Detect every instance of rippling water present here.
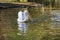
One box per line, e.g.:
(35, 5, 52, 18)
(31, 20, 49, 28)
(0, 8, 60, 40)
(51, 10, 60, 28)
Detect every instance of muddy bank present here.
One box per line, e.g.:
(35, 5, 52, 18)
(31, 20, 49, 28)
(0, 3, 29, 9)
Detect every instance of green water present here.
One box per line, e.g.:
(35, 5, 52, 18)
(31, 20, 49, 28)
(0, 8, 60, 40)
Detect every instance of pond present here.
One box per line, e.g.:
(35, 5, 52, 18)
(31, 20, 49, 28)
(0, 8, 60, 40)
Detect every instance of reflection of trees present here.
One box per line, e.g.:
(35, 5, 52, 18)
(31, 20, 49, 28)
(17, 0, 20, 2)
(28, 0, 60, 7)
(0, 29, 5, 40)
(35, 0, 55, 6)
(0, 28, 5, 40)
